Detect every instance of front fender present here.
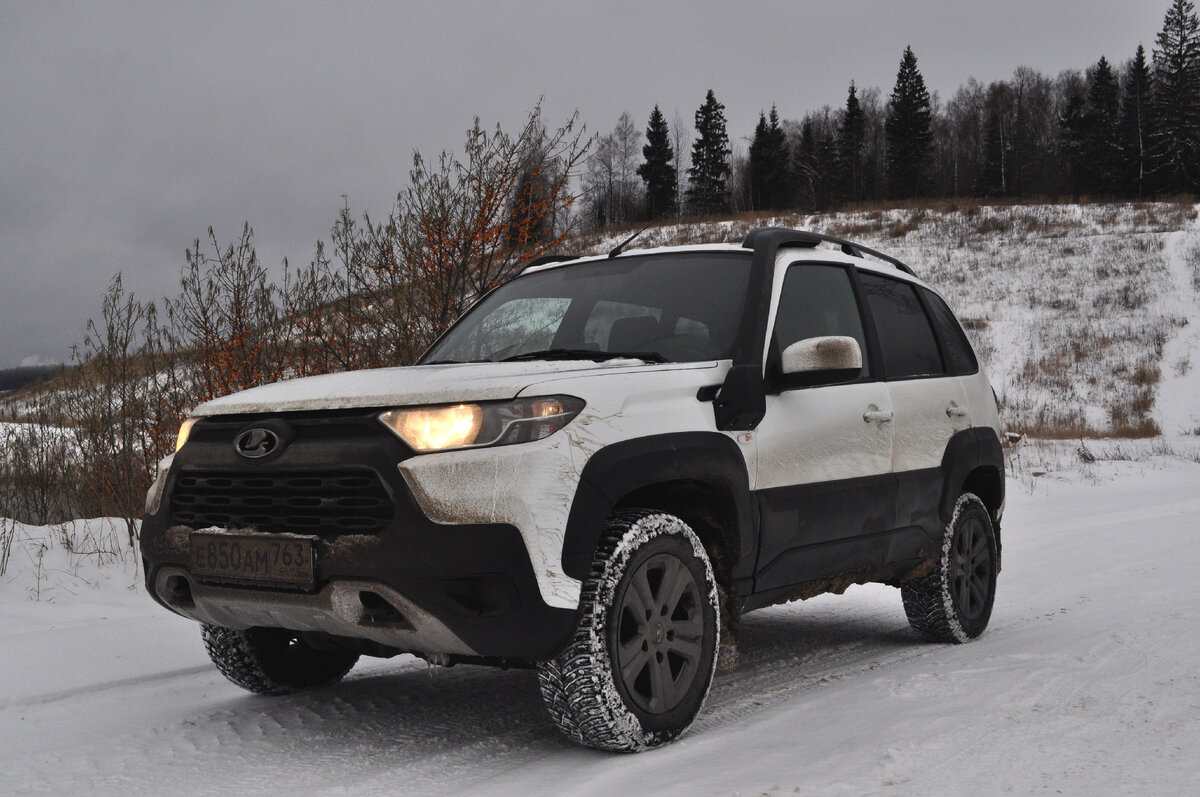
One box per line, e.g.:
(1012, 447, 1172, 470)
(560, 432, 756, 582)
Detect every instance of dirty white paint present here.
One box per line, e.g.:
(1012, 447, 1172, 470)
(399, 431, 584, 609)
(399, 363, 732, 610)
(887, 375, 970, 473)
(754, 381, 893, 491)
(780, 335, 862, 375)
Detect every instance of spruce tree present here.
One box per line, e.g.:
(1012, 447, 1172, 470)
(637, 105, 677, 219)
(749, 105, 790, 210)
(885, 46, 934, 198)
(749, 112, 770, 210)
(1079, 56, 1122, 194)
(687, 90, 731, 215)
(837, 83, 865, 203)
(1152, 0, 1200, 192)
(1118, 45, 1155, 196)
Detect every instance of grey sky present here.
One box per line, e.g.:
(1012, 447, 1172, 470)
(0, 0, 1159, 369)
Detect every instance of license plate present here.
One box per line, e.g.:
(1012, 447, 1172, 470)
(190, 533, 315, 587)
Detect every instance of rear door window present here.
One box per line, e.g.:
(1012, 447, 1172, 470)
(859, 272, 944, 379)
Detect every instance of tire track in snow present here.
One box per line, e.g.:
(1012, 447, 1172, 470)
(0, 665, 214, 711)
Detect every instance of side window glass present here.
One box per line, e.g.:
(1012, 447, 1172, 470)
(772, 264, 870, 377)
(920, 288, 978, 375)
(859, 273, 943, 379)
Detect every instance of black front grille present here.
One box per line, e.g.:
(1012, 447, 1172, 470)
(170, 470, 394, 535)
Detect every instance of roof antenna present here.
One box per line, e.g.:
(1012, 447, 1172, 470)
(608, 225, 653, 258)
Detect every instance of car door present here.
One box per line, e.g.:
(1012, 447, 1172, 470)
(752, 262, 896, 594)
(857, 272, 971, 555)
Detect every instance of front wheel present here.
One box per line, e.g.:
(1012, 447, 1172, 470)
(901, 493, 998, 643)
(537, 510, 719, 752)
(201, 625, 359, 695)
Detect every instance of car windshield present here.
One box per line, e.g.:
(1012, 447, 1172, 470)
(421, 252, 752, 364)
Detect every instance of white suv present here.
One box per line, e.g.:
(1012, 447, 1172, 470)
(141, 227, 1005, 751)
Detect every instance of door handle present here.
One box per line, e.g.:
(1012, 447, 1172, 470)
(946, 403, 969, 418)
(863, 408, 894, 424)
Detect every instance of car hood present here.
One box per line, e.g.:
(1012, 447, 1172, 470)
(191, 359, 716, 416)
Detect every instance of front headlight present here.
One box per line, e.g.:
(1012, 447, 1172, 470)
(378, 396, 584, 452)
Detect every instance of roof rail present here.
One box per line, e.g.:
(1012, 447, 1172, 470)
(740, 227, 916, 277)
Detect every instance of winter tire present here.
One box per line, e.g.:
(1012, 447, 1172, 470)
(901, 493, 998, 643)
(201, 625, 359, 695)
(536, 510, 719, 752)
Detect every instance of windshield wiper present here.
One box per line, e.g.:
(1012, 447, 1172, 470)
(500, 348, 667, 363)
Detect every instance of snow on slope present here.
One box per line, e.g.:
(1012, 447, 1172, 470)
(3, 454, 1199, 796)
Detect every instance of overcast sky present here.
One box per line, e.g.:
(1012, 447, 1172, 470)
(0, 0, 1160, 369)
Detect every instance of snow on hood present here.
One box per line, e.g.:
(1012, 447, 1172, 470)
(192, 359, 670, 416)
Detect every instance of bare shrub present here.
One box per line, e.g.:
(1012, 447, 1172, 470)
(282, 104, 590, 374)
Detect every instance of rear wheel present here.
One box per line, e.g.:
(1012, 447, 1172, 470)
(537, 510, 719, 751)
(201, 625, 359, 695)
(901, 493, 998, 642)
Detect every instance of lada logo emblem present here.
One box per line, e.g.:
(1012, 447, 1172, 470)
(234, 428, 281, 459)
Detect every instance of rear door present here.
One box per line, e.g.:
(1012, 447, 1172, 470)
(857, 271, 970, 553)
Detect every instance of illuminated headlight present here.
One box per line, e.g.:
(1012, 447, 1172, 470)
(175, 417, 199, 452)
(378, 396, 584, 452)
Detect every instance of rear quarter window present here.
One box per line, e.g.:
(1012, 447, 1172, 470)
(920, 288, 978, 376)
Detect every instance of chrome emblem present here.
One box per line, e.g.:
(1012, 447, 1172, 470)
(234, 428, 281, 459)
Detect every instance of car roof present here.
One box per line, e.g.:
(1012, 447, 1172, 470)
(521, 239, 931, 290)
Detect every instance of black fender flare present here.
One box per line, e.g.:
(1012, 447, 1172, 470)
(939, 427, 1005, 523)
(561, 432, 756, 583)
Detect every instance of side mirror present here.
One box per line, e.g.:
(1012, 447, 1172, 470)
(779, 336, 862, 387)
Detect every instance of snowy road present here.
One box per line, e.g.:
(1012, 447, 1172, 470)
(3, 456, 1199, 796)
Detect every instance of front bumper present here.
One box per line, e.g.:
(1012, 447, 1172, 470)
(140, 409, 578, 661)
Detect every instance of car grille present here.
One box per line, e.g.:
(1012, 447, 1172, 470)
(169, 470, 394, 535)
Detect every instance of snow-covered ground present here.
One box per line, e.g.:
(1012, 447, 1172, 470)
(3, 449, 1199, 796)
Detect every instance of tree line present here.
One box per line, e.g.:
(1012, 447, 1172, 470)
(584, 0, 1200, 227)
